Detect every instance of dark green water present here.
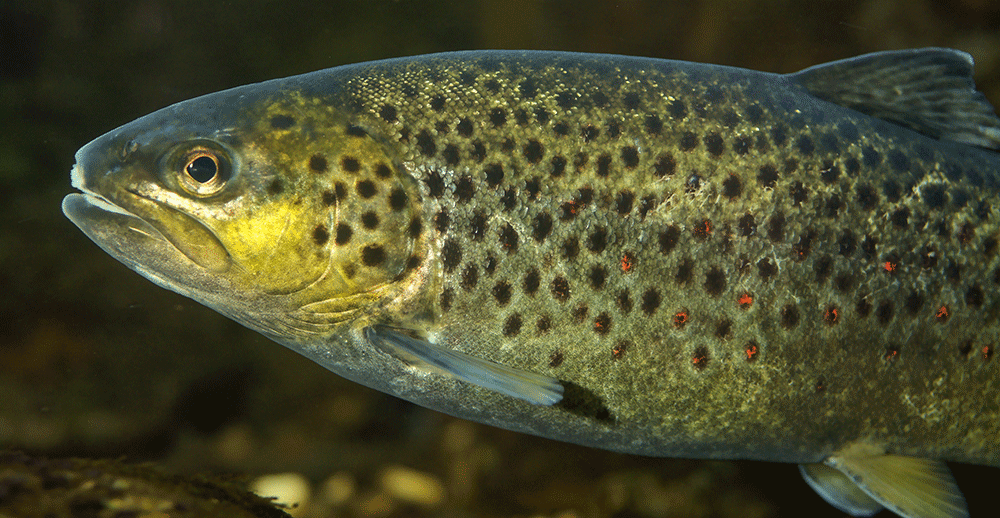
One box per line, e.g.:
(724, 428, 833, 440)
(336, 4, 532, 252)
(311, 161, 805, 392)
(2, 1, 998, 516)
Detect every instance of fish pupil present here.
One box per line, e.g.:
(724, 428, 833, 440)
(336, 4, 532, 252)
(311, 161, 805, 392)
(186, 155, 218, 183)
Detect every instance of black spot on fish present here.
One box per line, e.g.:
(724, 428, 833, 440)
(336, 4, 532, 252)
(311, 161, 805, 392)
(641, 288, 661, 315)
(654, 154, 676, 177)
(623, 92, 641, 110)
(789, 181, 807, 206)
(455, 176, 474, 203)
(862, 146, 881, 168)
(826, 195, 842, 218)
(461, 265, 479, 290)
(442, 240, 461, 272)
(556, 91, 576, 109)
(888, 149, 909, 172)
(607, 120, 622, 139)
(522, 212, 551, 244)
(770, 125, 787, 147)
(767, 213, 784, 242)
(596, 154, 612, 177)
(659, 225, 681, 253)
(780, 304, 800, 329)
(875, 300, 894, 325)
(680, 132, 698, 151)
(361, 245, 385, 267)
(426, 172, 444, 197)
(312, 225, 329, 246)
(429, 94, 445, 112)
(946, 261, 961, 282)
(857, 184, 878, 210)
(309, 155, 329, 173)
(503, 314, 522, 337)
(668, 99, 687, 119)
(440, 288, 453, 312)
(551, 276, 570, 302)
(757, 258, 776, 280)
(469, 212, 487, 241)
(587, 227, 607, 254)
(493, 281, 512, 306)
(554, 122, 569, 136)
(958, 222, 976, 244)
(676, 259, 694, 284)
(845, 157, 860, 175)
(820, 163, 839, 184)
(645, 115, 662, 135)
(705, 133, 724, 156)
(621, 147, 639, 168)
(408, 218, 422, 238)
(861, 236, 878, 260)
(692, 347, 710, 371)
(442, 144, 460, 166)
(335, 224, 352, 245)
(500, 188, 517, 211)
(738, 213, 756, 237)
(758, 164, 778, 188)
(615, 190, 634, 215)
(852, 296, 871, 318)
(967, 284, 985, 307)
(593, 312, 612, 335)
(715, 318, 732, 339)
(549, 155, 567, 177)
(581, 124, 600, 142)
(592, 91, 609, 107)
(361, 212, 379, 229)
(704, 267, 726, 296)
(746, 103, 763, 123)
(792, 231, 814, 260)
(489, 107, 506, 127)
(270, 115, 295, 129)
(379, 105, 397, 123)
(834, 273, 854, 292)
(524, 269, 540, 296)
(499, 224, 519, 253)
(268, 179, 284, 195)
(588, 265, 606, 290)
(434, 210, 450, 233)
(388, 188, 408, 211)
(733, 136, 751, 155)
(723, 175, 742, 199)
(484, 79, 500, 93)
(883, 180, 901, 203)
(905, 291, 923, 314)
(456, 118, 473, 137)
(356, 180, 377, 198)
(484, 163, 504, 188)
(815, 255, 833, 283)
(891, 207, 910, 229)
(524, 140, 544, 163)
(838, 230, 856, 256)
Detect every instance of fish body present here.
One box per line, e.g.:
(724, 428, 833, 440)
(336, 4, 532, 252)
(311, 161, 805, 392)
(64, 49, 1000, 517)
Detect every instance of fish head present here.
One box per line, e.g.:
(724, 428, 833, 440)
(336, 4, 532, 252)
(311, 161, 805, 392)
(63, 86, 424, 339)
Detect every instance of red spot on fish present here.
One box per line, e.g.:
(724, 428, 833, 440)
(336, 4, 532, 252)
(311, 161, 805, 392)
(935, 305, 950, 323)
(612, 340, 628, 360)
(738, 292, 753, 309)
(673, 310, 689, 329)
(745, 341, 759, 362)
(884, 345, 900, 363)
(621, 252, 635, 273)
(883, 260, 897, 273)
(693, 219, 712, 239)
(823, 305, 839, 325)
(984, 345, 994, 362)
(691, 346, 709, 370)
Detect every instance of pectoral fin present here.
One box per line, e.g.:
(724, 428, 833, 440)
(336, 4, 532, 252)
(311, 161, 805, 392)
(804, 444, 968, 518)
(800, 463, 883, 517)
(364, 325, 564, 406)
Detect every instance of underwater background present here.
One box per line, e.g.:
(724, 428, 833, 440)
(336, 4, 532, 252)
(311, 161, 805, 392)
(2, 0, 999, 516)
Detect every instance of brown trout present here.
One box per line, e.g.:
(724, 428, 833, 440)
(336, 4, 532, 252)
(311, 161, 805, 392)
(63, 49, 1000, 517)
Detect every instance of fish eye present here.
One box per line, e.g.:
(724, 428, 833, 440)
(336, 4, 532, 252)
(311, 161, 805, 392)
(179, 148, 229, 196)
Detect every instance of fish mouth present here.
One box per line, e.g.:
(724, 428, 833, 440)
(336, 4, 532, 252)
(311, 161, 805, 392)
(63, 161, 232, 286)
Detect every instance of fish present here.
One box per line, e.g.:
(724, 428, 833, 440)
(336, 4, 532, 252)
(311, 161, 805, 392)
(62, 48, 1000, 518)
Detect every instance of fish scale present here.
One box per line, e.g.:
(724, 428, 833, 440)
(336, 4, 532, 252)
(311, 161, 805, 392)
(64, 49, 1000, 518)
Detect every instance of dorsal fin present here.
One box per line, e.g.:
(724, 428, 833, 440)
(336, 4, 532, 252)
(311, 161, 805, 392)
(790, 48, 1000, 150)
